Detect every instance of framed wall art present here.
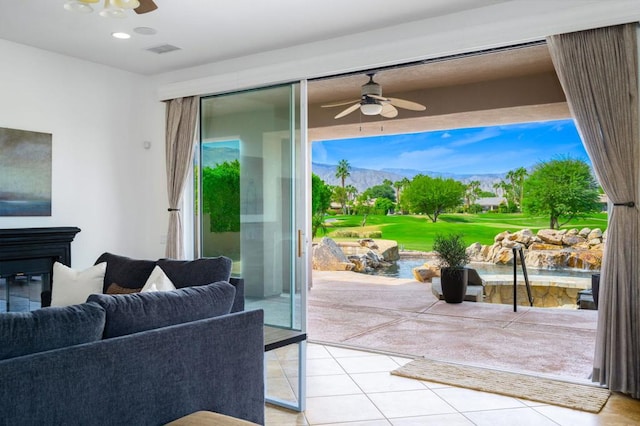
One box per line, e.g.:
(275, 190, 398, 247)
(0, 127, 52, 216)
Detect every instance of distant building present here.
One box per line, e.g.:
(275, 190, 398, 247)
(476, 197, 508, 212)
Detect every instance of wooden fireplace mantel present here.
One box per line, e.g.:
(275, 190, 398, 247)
(0, 227, 81, 267)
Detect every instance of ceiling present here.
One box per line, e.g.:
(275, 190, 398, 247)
(307, 43, 571, 140)
(0, 0, 509, 75)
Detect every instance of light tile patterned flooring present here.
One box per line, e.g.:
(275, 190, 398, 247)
(266, 343, 640, 425)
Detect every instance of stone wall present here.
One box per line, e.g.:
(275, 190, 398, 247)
(467, 228, 605, 270)
(484, 277, 590, 309)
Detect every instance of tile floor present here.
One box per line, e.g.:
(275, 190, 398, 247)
(265, 343, 640, 426)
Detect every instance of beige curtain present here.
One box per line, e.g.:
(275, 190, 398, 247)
(547, 23, 640, 398)
(165, 96, 198, 259)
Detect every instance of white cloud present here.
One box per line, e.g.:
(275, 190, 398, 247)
(447, 127, 502, 147)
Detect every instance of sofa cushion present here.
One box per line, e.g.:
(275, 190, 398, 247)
(86, 281, 236, 338)
(51, 262, 106, 307)
(95, 252, 157, 293)
(0, 303, 106, 360)
(157, 257, 233, 289)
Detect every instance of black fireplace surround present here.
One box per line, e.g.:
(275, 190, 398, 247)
(0, 227, 81, 309)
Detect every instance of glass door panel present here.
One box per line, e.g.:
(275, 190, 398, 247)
(199, 84, 304, 330)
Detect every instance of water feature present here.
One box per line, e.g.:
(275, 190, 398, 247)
(366, 256, 596, 280)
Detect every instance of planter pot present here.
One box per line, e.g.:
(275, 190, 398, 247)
(440, 267, 468, 304)
(592, 273, 600, 309)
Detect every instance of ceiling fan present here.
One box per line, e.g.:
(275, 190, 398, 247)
(322, 73, 426, 119)
(64, 0, 158, 17)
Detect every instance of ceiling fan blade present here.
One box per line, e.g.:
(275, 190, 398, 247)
(321, 99, 360, 108)
(380, 103, 398, 118)
(134, 0, 157, 14)
(387, 97, 426, 111)
(334, 102, 361, 119)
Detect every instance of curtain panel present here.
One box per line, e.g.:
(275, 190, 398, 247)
(547, 23, 640, 398)
(164, 96, 198, 259)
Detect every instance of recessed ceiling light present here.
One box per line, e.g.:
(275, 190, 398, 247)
(112, 32, 131, 40)
(134, 27, 157, 36)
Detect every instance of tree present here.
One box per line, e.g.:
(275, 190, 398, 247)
(394, 177, 411, 214)
(345, 184, 358, 215)
(202, 160, 240, 232)
(402, 175, 466, 222)
(335, 159, 351, 214)
(496, 167, 528, 211)
(331, 186, 347, 213)
(464, 180, 482, 212)
(311, 173, 332, 238)
(362, 184, 396, 202)
(523, 158, 601, 229)
(353, 192, 373, 226)
(505, 167, 528, 209)
(373, 197, 395, 215)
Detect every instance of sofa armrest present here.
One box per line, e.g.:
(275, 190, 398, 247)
(229, 277, 244, 312)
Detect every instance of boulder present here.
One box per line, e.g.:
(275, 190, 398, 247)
(373, 239, 400, 261)
(529, 243, 564, 251)
(466, 242, 484, 262)
(537, 229, 566, 245)
(562, 234, 586, 246)
(588, 228, 603, 240)
(494, 231, 511, 242)
(578, 227, 591, 238)
(347, 255, 368, 272)
(413, 263, 440, 282)
(358, 238, 378, 250)
(567, 250, 603, 270)
(500, 239, 518, 249)
(524, 250, 570, 269)
(312, 237, 355, 271)
(493, 247, 515, 265)
(512, 229, 535, 246)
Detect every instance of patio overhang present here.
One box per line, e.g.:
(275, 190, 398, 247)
(308, 43, 571, 141)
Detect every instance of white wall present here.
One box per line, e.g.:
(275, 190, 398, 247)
(0, 39, 167, 267)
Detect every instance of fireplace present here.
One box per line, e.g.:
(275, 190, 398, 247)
(0, 227, 80, 312)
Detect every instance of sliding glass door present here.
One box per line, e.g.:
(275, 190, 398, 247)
(198, 83, 307, 331)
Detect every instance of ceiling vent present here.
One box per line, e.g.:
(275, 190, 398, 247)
(146, 44, 181, 54)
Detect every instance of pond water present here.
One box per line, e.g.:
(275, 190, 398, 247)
(366, 257, 597, 279)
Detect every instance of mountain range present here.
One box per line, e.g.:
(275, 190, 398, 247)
(312, 162, 505, 193)
(200, 145, 506, 193)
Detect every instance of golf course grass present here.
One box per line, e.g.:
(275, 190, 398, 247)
(321, 212, 608, 252)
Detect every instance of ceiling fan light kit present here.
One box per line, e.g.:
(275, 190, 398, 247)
(64, 0, 154, 17)
(360, 99, 383, 116)
(322, 73, 426, 119)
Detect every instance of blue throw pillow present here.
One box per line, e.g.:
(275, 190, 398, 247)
(0, 303, 106, 361)
(86, 281, 236, 338)
(95, 252, 157, 293)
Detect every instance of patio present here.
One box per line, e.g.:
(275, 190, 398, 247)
(308, 270, 598, 382)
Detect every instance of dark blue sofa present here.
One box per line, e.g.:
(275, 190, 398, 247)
(0, 254, 265, 425)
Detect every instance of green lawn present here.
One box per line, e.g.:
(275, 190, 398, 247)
(321, 212, 608, 251)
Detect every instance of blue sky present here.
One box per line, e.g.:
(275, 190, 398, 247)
(312, 119, 590, 174)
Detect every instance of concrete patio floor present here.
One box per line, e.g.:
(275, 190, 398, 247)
(307, 270, 598, 382)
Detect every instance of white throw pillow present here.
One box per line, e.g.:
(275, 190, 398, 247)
(141, 266, 176, 292)
(51, 262, 106, 307)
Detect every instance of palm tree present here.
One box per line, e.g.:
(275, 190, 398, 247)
(335, 159, 351, 214)
(345, 184, 358, 215)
